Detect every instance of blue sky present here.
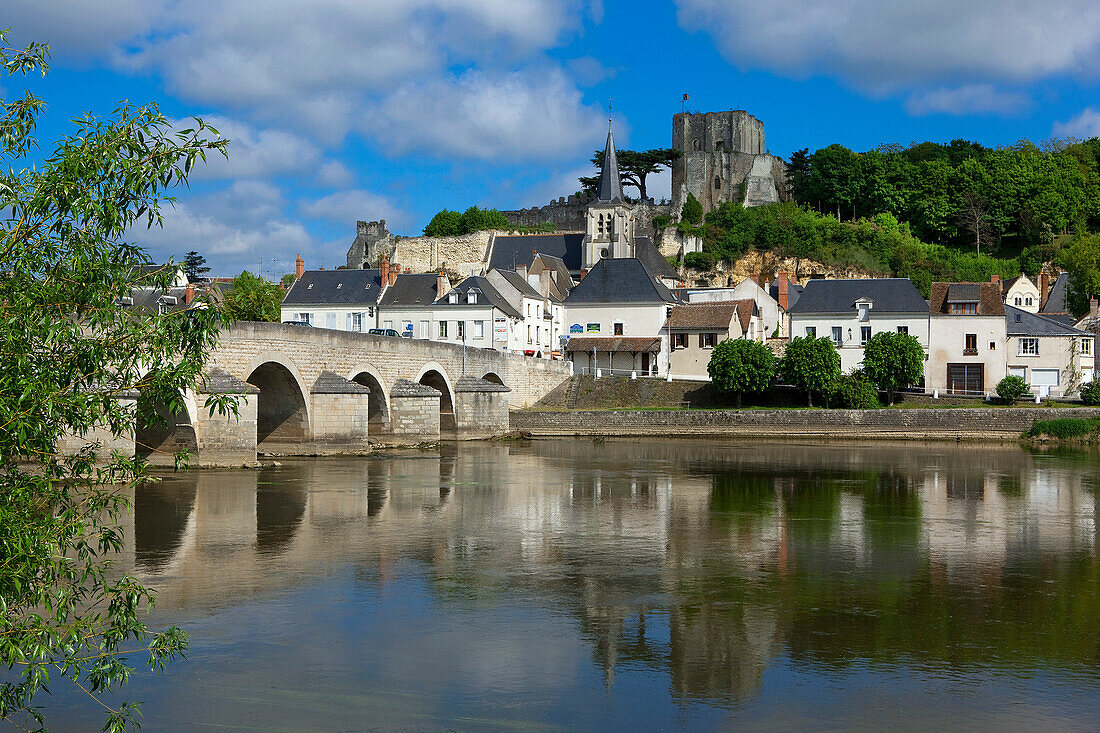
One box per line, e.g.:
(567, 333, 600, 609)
(7, 0, 1100, 277)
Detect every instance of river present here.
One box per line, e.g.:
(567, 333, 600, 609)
(43, 439, 1100, 731)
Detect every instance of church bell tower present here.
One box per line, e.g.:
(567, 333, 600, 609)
(583, 119, 635, 269)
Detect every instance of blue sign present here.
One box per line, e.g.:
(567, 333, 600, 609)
(569, 323, 583, 333)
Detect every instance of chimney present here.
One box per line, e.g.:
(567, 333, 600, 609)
(389, 263, 399, 286)
(380, 257, 390, 287)
(437, 271, 450, 298)
(517, 263, 528, 280)
(1091, 297, 1098, 318)
(778, 271, 789, 310)
(539, 267, 550, 297)
(1040, 272, 1050, 308)
(295, 254, 305, 279)
(185, 282, 195, 305)
(991, 274, 1000, 284)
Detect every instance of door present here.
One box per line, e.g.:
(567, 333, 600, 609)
(641, 352, 650, 375)
(1031, 368, 1059, 397)
(946, 363, 983, 395)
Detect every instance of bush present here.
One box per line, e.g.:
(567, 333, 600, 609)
(827, 371, 880, 409)
(683, 251, 717, 270)
(707, 339, 776, 407)
(681, 192, 703, 225)
(996, 375, 1031, 404)
(459, 206, 509, 233)
(1080, 380, 1100, 405)
(1028, 417, 1100, 438)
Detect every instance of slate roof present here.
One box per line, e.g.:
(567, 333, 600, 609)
(494, 268, 542, 299)
(788, 278, 927, 315)
(434, 276, 522, 319)
(929, 282, 1004, 315)
(123, 286, 192, 313)
(1006, 305, 1090, 337)
(634, 236, 678, 279)
(595, 126, 624, 203)
(489, 233, 584, 272)
(565, 336, 662, 353)
(564, 257, 677, 305)
(378, 273, 441, 306)
(1041, 272, 1070, 314)
(283, 269, 383, 306)
(664, 301, 753, 331)
(946, 283, 982, 303)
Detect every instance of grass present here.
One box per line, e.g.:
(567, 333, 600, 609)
(1028, 417, 1100, 439)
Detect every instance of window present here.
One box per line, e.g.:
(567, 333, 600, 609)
(383, 320, 393, 330)
(467, 290, 477, 304)
(419, 320, 429, 338)
(714, 176, 721, 190)
(1015, 297, 1022, 306)
(614, 322, 624, 336)
(456, 321, 465, 340)
(857, 304, 870, 321)
(692, 138, 701, 151)
(831, 326, 843, 346)
(448, 292, 459, 304)
(1082, 338, 1093, 356)
(1019, 337, 1039, 356)
(1025, 297, 1033, 306)
(352, 313, 364, 332)
(947, 363, 984, 395)
(474, 321, 484, 339)
(897, 326, 908, 335)
(949, 302, 977, 315)
(673, 333, 688, 349)
(860, 326, 871, 345)
(296, 312, 313, 325)
(700, 333, 717, 348)
(438, 321, 448, 338)
(964, 333, 978, 355)
(805, 326, 816, 338)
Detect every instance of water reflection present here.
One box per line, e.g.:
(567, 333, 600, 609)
(112, 440, 1100, 728)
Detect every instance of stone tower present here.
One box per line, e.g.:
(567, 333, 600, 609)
(346, 220, 396, 269)
(582, 121, 636, 269)
(671, 110, 784, 215)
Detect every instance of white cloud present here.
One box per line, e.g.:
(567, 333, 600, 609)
(675, 0, 1100, 90)
(905, 85, 1031, 116)
(177, 116, 322, 180)
(364, 68, 606, 161)
(300, 190, 408, 230)
(315, 161, 355, 188)
(1054, 107, 1100, 138)
(4, 0, 165, 56)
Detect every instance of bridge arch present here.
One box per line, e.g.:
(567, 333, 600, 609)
(245, 353, 311, 448)
(134, 373, 200, 466)
(415, 362, 455, 430)
(347, 363, 390, 430)
(481, 371, 505, 386)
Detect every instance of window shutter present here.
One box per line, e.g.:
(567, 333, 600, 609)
(346, 313, 353, 331)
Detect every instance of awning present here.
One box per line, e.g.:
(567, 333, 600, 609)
(565, 337, 662, 353)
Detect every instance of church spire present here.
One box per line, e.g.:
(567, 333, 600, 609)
(595, 117, 624, 203)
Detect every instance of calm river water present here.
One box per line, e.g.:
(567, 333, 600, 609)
(45, 439, 1100, 730)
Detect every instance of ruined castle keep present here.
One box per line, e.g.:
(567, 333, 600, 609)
(671, 110, 787, 214)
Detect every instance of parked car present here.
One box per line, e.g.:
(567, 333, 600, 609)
(368, 328, 401, 337)
(282, 320, 312, 327)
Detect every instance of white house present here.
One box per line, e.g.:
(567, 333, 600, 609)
(666, 300, 763, 380)
(1005, 305, 1094, 397)
(486, 268, 560, 357)
(280, 268, 385, 331)
(564, 257, 677, 376)
(787, 278, 930, 373)
(927, 281, 1006, 396)
(999, 274, 1042, 313)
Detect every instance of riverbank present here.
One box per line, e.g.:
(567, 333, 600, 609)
(510, 406, 1100, 442)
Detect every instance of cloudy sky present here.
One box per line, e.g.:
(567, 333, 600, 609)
(6, 0, 1100, 276)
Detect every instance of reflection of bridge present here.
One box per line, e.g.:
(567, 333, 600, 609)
(86, 322, 572, 465)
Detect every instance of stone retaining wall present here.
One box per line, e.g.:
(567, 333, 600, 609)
(510, 407, 1100, 441)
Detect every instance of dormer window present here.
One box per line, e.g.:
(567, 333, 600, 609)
(307, 283, 314, 289)
(448, 291, 459, 304)
(855, 298, 872, 322)
(467, 290, 477, 304)
(336, 283, 343, 289)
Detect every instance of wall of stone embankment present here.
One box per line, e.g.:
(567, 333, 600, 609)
(510, 407, 1100, 441)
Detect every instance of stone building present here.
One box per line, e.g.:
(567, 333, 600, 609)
(346, 219, 395, 270)
(582, 122, 637, 269)
(671, 110, 787, 215)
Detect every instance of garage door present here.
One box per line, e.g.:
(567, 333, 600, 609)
(1031, 368, 1059, 397)
(947, 364, 984, 395)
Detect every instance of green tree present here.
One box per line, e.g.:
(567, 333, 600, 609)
(0, 32, 231, 730)
(281, 272, 296, 288)
(223, 271, 284, 322)
(424, 209, 463, 237)
(681, 192, 703, 225)
(182, 250, 210, 281)
(459, 206, 509, 233)
(1057, 233, 1100, 317)
(779, 336, 841, 406)
(586, 147, 681, 201)
(861, 332, 924, 405)
(996, 375, 1031, 404)
(707, 339, 776, 406)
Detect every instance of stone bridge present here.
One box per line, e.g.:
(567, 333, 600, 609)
(94, 321, 572, 466)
